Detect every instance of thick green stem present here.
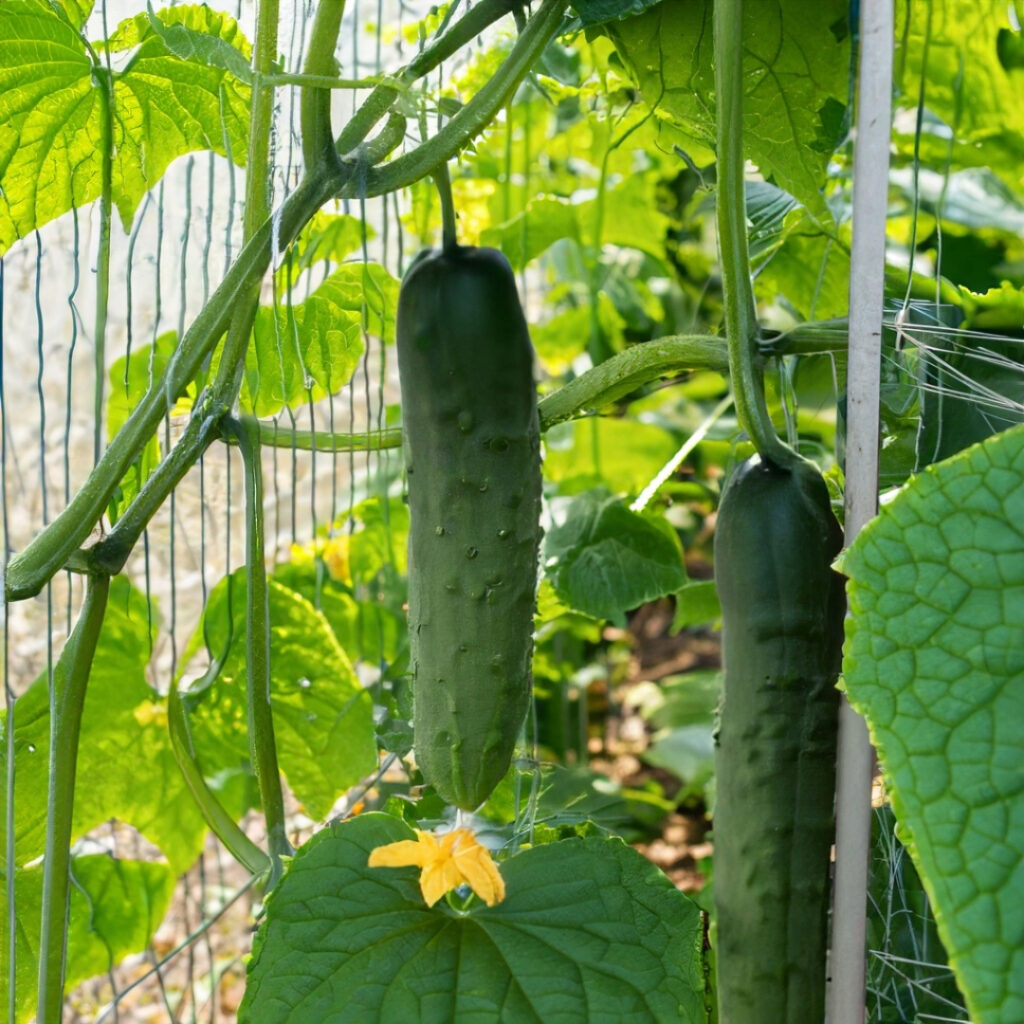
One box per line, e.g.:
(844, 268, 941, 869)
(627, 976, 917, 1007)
(434, 162, 458, 250)
(714, 0, 798, 470)
(228, 423, 404, 453)
(537, 335, 728, 428)
(167, 684, 271, 877)
(36, 574, 111, 1024)
(301, 0, 347, 174)
(244, 0, 282, 238)
(5, 170, 340, 602)
(209, 0, 285, 409)
(224, 416, 292, 883)
(92, 67, 115, 468)
(87, 403, 225, 576)
(349, 0, 568, 199)
(334, 0, 517, 157)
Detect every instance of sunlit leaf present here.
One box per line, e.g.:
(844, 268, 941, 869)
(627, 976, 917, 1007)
(0, 577, 208, 873)
(0, 856, 176, 1024)
(608, 0, 850, 214)
(184, 572, 378, 820)
(0, 3, 251, 250)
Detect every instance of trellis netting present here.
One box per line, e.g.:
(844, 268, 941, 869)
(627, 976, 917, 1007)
(2, 0, 1023, 1020)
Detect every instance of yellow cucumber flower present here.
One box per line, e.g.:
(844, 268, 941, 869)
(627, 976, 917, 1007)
(368, 828, 506, 907)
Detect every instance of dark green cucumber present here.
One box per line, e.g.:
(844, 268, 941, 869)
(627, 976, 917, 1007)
(712, 454, 845, 1023)
(396, 244, 542, 811)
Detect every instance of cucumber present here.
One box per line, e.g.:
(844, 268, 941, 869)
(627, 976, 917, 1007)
(712, 454, 845, 1022)
(396, 244, 542, 811)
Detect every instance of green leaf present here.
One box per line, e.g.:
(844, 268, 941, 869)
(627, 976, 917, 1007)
(280, 211, 376, 287)
(570, 0, 665, 30)
(544, 416, 680, 495)
(144, 0, 253, 83)
(240, 814, 706, 1024)
(544, 491, 687, 624)
(0, 0, 96, 252)
(842, 424, 1024, 1023)
(533, 294, 626, 374)
(480, 197, 581, 271)
(481, 175, 669, 271)
(1, 855, 176, 1024)
(185, 572, 378, 820)
(0, 2, 251, 251)
(893, 2, 1024, 192)
(237, 263, 397, 417)
(608, 0, 850, 214)
(0, 576, 208, 873)
(916, 332, 1023, 467)
(105, 5, 252, 227)
(890, 167, 1024, 236)
(671, 580, 721, 630)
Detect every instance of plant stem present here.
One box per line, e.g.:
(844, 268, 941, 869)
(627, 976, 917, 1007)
(334, 0, 518, 156)
(714, 0, 798, 470)
(91, 66, 115, 468)
(87, 406, 224, 576)
(224, 416, 292, 883)
(167, 683, 271, 877)
(36, 574, 110, 1024)
(349, 0, 568, 199)
(434, 162, 458, 250)
(301, 0, 347, 174)
(536, 335, 728, 428)
(244, 0, 282, 238)
(228, 423, 404, 453)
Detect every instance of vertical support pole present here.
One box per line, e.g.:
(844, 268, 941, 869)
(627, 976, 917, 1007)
(829, 2, 894, 1022)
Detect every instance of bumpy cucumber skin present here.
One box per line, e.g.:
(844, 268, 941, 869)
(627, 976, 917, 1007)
(396, 245, 542, 811)
(712, 455, 845, 1023)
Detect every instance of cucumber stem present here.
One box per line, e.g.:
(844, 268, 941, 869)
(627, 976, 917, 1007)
(300, 0, 347, 175)
(167, 683, 272, 877)
(714, 0, 799, 470)
(433, 162, 459, 251)
(36, 574, 111, 1024)
(224, 416, 293, 884)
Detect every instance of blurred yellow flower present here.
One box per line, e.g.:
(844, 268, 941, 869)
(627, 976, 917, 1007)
(321, 535, 351, 584)
(368, 828, 506, 907)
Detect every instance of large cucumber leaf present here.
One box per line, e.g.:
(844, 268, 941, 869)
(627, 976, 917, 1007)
(183, 572, 378, 820)
(893, 2, 1024, 193)
(240, 813, 706, 1023)
(0, 2, 250, 252)
(0, 576, 207, 873)
(607, 0, 850, 215)
(842, 423, 1024, 1023)
(1, 855, 176, 1024)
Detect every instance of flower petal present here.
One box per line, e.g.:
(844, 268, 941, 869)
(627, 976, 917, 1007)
(368, 831, 437, 869)
(453, 841, 506, 906)
(420, 856, 464, 907)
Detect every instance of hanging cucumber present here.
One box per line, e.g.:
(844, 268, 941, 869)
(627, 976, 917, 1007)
(396, 177, 542, 811)
(713, 455, 844, 1020)
(711, 1, 845, 1019)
